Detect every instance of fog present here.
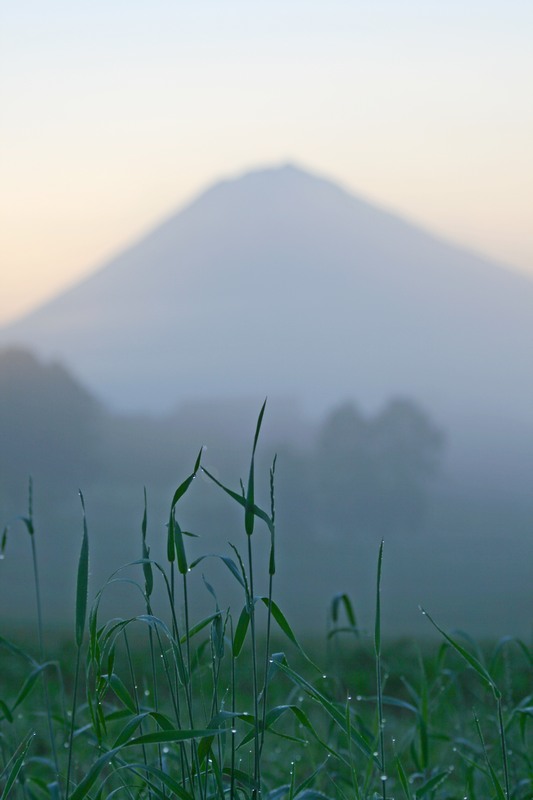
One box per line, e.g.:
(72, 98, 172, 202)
(1, 165, 531, 641)
(1, 348, 531, 641)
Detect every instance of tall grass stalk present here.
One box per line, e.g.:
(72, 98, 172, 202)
(374, 539, 387, 800)
(259, 455, 277, 758)
(22, 479, 61, 795)
(140, 490, 165, 798)
(66, 493, 89, 800)
(244, 399, 266, 799)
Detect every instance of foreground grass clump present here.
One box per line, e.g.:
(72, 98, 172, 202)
(1, 405, 532, 800)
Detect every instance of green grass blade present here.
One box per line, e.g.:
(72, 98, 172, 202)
(69, 746, 122, 800)
(274, 655, 375, 760)
(112, 713, 151, 748)
(141, 489, 153, 598)
(473, 712, 507, 800)
(179, 611, 221, 644)
(331, 592, 358, 629)
(395, 757, 412, 800)
(166, 511, 175, 563)
(245, 400, 267, 536)
(233, 606, 250, 657)
(259, 597, 319, 669)
(123, 763, 195, 800)
(374, 540, 384, 658)
(201, 468, 274, 535)
(420, 607, 499, 696)
(0, 636, 38, 667)
(374, 539, 386, 796)
(0, 700, 13, 723)
(190, 554, 246, 589)
(173, 515, 188, 575)
(0, 732, 33, 800)
(170, 447, 203, 510)
(108, 673, 138, 713)
(76, 492, 89, 648)
(126, 728, 224, 746)
(12, 663, 54, 711)
(413, 769, 450, 798)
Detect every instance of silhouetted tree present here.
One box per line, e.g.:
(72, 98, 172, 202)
(313, 398, 444, 537)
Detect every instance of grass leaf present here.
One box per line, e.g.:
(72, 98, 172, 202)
(0, 732, 33, 800)
(75, 492, 89, 648)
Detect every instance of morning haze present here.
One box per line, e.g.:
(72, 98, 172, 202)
(1, 164, 531, 638)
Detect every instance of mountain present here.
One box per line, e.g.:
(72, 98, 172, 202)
(2, 163, 532, 475)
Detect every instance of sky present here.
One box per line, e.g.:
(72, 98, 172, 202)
(1, 0, 532, 325)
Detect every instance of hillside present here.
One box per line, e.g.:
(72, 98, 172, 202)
(1, 164, 532, 485)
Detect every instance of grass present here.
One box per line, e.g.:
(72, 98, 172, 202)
(0, 404, 532, 800)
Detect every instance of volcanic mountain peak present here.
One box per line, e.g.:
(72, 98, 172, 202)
(1, 163, 532, 443)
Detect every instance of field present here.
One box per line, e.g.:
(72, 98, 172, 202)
(1, 407, 532, 799)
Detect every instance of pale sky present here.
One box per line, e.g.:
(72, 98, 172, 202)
(1, 0, 532, 325)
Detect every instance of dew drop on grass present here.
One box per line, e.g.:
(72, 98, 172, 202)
(356, 695, 362, 701)
(380, 775, 387, 782)
(231, 728, 237, 734)
(144, 689, 150, 696)
(163, 747, 170, 754)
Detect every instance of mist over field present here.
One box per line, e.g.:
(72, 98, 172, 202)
(1, 166, 532, 639)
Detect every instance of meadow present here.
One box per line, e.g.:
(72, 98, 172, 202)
(1, 404, 531, 800)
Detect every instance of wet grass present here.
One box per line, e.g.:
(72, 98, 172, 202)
(1, 404, 532, 799)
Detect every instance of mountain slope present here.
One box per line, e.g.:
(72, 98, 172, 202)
(2, 164, 532, 453)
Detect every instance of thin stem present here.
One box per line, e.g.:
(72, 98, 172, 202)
(374, 540, 386, 800)
(497, 696, 510, 800)
(65, 645, 82, 799)
(259, 572, 273, 755)
(247, 535, 261, 799)
(30, 532, 61, 795)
